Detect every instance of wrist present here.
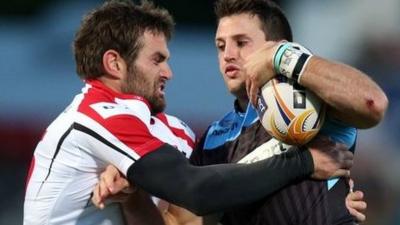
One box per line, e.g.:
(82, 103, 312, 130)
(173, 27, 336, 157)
(273, 42, 313, 84)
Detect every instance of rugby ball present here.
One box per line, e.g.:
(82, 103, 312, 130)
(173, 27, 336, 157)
(256, 76, 326, 145)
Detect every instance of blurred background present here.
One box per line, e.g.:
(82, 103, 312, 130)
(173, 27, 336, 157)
(0, 0, 399, 224)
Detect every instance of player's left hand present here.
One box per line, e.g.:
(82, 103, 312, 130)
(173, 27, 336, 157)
(346, 179, 367, 222)
(244, 41, 281, 106)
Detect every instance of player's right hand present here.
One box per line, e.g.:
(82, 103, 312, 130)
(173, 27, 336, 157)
(92, 165, 134, 209)
(306, 135, 353, 179)
(244, 41, 281, 106)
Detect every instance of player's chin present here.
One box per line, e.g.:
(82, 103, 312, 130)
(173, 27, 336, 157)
(151, 97, 166, 114)
(227, 81, 246, 96)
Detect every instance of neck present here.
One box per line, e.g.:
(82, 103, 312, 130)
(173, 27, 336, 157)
(236, 96, 249, 113)
(98, 76, 122, 93)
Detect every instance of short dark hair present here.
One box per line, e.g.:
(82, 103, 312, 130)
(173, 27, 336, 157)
(73, 0, 174, 80)
(215, 0, 292, 42)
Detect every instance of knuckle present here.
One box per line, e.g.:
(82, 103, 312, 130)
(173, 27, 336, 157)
(362, 202, 367, 209)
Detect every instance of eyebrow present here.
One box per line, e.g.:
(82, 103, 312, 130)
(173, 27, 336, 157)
(153, 51, 169, 61)
(216, 33, 250, 42)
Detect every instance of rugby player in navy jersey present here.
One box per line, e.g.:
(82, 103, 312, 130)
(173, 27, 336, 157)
(191, 0, 385, 224)
(190, 0, 385, 224)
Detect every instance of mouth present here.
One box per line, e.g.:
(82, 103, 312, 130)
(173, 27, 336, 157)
(157, 81, 166, 96)
(225, 64, 240, 78)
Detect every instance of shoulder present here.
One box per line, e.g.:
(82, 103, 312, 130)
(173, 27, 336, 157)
(74, 85, 158, 151)
(78, 84, 152, 127)
(157, 113, 196, 143)
(153, 113, 197, 153)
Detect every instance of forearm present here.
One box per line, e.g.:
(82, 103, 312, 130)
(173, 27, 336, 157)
(162, 204, 202, 225)
(121, 190, 165, 225)
(299, 56, 388, 128)
(127, 144, 313, 215)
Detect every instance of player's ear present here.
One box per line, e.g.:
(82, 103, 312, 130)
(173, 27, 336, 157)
(102, 49, 127, 79)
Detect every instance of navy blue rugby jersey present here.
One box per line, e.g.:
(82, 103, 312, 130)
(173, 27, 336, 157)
(190, 101, 357, 225)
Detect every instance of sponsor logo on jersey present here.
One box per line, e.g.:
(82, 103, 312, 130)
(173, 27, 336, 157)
(211, 122, 238, 136)
(238, 138, 291, 164)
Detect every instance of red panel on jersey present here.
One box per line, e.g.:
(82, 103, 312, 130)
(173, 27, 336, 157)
(103, 115, 164, 156)
(171, 127, 195, 149)
(78, 81, 164, 157)
(156, 113, 195, 149)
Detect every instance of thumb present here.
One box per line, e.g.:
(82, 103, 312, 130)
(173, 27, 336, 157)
(109, 177, 130, 194)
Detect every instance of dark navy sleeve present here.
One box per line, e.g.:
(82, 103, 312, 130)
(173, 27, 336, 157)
(127, 143, 313, 216)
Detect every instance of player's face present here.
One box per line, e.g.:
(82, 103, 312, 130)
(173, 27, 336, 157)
(122, 31, 172, 114)
(215, 13, 267, 99)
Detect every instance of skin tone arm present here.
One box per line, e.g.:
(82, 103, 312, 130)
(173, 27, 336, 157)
(244, 41, 389, 129)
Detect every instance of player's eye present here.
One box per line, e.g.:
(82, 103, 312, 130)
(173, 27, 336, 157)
(153, 54, 166, 65)
(237, 40, 248, 47)
(152, 59, 160, 66)
(216, 42, 225, 51)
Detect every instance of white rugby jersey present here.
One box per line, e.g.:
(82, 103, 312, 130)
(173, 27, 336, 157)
(24, 80, 196, 225)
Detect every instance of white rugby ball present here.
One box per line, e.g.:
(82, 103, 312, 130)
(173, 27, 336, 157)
(256, 76, 326, 145)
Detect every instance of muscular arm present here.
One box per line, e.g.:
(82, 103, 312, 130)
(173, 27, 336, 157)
(127, 143, 313, 215)
(299, 56, 388, 128)
(244, 42, 388, 128)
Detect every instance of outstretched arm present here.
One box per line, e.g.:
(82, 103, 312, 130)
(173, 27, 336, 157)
(127, 144, 314, 215)
(92, 168, 365, 225)
(93, 136, 356, 224)
(127, 138, 352, 215)
(91, 133, 351, 216)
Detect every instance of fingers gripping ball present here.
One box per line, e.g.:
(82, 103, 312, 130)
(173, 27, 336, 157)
(256, 76, 326, 145)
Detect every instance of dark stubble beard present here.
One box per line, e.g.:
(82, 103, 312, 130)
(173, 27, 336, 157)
(121, 65, 166, 114)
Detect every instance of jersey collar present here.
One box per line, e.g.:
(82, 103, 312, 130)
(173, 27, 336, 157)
(233, 99, 259, 128)
(86, 79, 152, 110)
